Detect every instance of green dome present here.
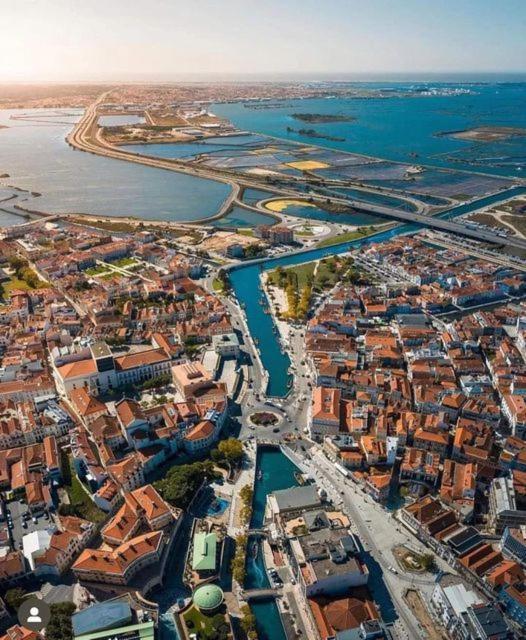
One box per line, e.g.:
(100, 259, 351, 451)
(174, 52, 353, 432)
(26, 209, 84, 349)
(193, 584, 224, 611)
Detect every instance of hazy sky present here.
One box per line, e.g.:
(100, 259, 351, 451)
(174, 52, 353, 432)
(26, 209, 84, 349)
(1, 0, 525, 81)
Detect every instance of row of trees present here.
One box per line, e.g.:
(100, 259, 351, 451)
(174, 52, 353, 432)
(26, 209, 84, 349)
(231, 533, 248, 584)
(238, 484, 253, 525)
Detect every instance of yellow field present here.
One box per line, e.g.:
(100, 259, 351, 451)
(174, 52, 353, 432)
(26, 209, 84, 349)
(286, 160, 329, 170)
(250, 146, 280, 155)
(265, 199, 316, 213)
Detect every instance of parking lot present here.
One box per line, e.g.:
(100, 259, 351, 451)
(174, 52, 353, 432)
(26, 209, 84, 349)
(4, 500, 55, 551)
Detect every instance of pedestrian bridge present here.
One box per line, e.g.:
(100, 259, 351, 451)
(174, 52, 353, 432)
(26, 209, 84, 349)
(242, 587, 282, 601)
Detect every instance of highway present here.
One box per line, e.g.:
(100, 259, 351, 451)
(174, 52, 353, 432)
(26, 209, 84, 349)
(422, 230, 526, 271)
(67, 94, 431, 222)
(68, 95, 526, 256)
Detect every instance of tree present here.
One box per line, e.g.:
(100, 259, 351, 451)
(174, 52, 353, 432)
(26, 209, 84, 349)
(240, 604, 258, 640)
(46, 602, 76, 640)
(5, 587, 27, 612)
(217, 269, 231, 292)
(154, 461, 218, 509)
(216, 438, 244, 467)
(231, 534, 248, 584)
(239, 484, 254, 524)
(421, 553, 437, 572)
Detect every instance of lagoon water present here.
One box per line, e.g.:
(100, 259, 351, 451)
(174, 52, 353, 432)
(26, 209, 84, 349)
(0, 110, 230, 223)
(213, 83, 526, 177)
(1, 85, 525, 227)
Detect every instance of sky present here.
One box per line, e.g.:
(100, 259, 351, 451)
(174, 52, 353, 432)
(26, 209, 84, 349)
(1, 0, 525, 82)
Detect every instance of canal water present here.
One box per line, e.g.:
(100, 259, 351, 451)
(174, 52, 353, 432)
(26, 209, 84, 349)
(246, 446, 300, 640)
(230, 186, 526, 397)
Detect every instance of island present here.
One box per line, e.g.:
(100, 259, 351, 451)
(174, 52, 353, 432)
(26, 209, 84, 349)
(286, 126, 345, 142)
(436, 125, 526, 142)
(291, 112, 356, 123)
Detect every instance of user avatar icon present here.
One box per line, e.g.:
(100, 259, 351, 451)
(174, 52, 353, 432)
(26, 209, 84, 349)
(27, 607, 42, 624)
(17, 597, 51, 632)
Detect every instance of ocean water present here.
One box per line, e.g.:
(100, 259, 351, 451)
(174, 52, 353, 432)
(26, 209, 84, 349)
(0, 109, 231, 222)
(212, 83, 526, 177)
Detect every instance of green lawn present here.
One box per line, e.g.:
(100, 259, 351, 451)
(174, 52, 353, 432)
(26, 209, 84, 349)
(183, 607, 214, 636)
(268, 262, 315, 289)
(1, 272, 48, 298)
(65, 461, 106, 524)
(237, 228, 254, 236)
(212, 278, 225, 292)
(316, 227, 375, 248)
(112, 257, 139, 268)
(85, 264, 109, 276)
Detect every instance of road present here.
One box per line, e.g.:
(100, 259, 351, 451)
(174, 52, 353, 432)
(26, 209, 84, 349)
(203, 271, 311, 441)
(286, 445, 450, 640)
(67, 93, 441, 225)
(422, 230, 526, 271)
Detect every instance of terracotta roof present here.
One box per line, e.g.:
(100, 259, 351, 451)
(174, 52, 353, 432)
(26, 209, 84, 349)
(73, 530, 163, 576)
(56, 359, 97, 380)
(185, 420, 214, 442)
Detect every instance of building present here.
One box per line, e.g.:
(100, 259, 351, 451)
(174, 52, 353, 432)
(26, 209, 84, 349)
(54, 342, 172, 395)
(431, 576, 483, 637)
(225, 243, 244, 258)
(501, 525, 526, 563)
(488, 476, 526, 534)
(171, 362, 214, 399)
(267, 485, 322, 522)
(308, 589, 380, 640)
(211, 333, 240, 358)
(289, 528, 368, 597)
(310, 387, 341, 440)
(191, 532, 218, 576)
(101, 484, 180, 547)
(267, 226, 294, 245)
(192, 584, 224, 613)
(463, 603, 510, 640)
(498, 581, 526, 630)
(72, 531, 164, 586)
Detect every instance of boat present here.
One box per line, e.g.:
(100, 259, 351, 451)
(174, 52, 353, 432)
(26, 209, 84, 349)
(294, 471, 305, 485)
(249, 541, 259, 558)
(257, 469, 263, 480)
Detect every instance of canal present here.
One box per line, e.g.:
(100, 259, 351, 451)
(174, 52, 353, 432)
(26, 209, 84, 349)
(246, 446, 300, 640)
(230, 186, 526, 397)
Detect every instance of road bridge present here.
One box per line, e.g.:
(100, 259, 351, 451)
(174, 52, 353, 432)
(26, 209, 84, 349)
(69, 94, 526, 253)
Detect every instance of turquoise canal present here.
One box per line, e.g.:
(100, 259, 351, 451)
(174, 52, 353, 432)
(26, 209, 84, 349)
(246, 447, 300, 640)
(230, 187, 526, 397)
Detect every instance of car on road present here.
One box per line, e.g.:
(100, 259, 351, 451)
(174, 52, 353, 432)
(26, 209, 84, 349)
(388, 565, 398, 574)
(272, 427, 280, 433)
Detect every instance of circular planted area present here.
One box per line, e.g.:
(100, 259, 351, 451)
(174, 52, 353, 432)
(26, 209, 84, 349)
(291, 222, 331, 238)
(249, 411, 279, 426)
